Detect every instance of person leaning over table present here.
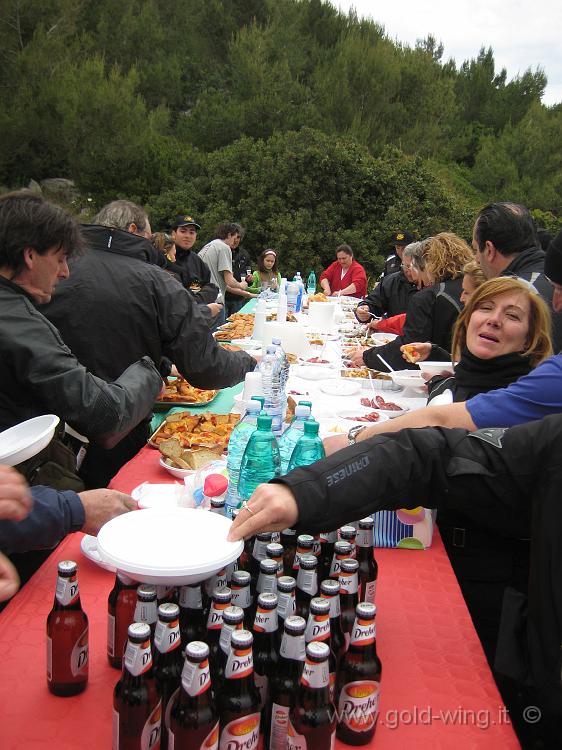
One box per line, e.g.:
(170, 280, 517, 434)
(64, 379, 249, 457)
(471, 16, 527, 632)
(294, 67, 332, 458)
(319, 243, 367, 298)
(0, 464, 136, 604)
(43, 201, 258, 489)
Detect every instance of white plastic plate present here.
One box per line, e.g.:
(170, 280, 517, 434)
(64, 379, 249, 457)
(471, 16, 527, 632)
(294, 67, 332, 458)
(0, 414, 60, 466)
(319, 379, 361, 396)
(80, 534, 116, 572)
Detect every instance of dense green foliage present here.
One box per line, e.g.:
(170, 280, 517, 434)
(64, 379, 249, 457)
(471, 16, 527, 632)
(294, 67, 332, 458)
(1, 0, 560, 273)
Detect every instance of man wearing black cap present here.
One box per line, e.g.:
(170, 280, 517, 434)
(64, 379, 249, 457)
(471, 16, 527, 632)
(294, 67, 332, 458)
(379, 230, 414, 280)
(171, 215, 219, 305)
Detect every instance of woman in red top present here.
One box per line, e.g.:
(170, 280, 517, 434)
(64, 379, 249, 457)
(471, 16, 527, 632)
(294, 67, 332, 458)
(319, 244, 367, 298)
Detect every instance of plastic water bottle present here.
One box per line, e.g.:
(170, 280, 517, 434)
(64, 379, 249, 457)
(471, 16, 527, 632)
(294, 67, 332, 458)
(287, 420, 326, 471)
(307, 270, 316, 295)
(225, 400, 262, 518)
(286, 281, 299, 313)
(238, 415, 281, 500)
(293, 273, 304, 312)
(271, 336, 290, 401)
(278, 404, 312, 474)
(259, 346, 283, 433)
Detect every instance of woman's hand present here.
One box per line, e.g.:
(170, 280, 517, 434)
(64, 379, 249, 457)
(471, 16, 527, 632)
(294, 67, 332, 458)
(400, 342, 431, 363)
(347, 347, 367, 368)
(227, 484, 299, 541)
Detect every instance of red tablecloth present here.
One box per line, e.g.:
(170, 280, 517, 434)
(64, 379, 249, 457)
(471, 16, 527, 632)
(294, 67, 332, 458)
(0, 446, 519, 748)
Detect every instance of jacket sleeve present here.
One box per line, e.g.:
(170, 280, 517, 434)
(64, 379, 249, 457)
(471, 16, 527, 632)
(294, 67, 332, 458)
(156, 273, 257, 389)
(355, 285, 384, 319)
(0, 486, 85, 554)
(8, 302, 163, 442)
(193, 282, 219, 306)
(376, 313, 406, 335)
(247, 271, 261, 294)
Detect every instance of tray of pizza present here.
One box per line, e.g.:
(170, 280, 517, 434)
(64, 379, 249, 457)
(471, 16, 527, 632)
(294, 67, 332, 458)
(154, 377, 218, 410)
(148, 411, 240, 450)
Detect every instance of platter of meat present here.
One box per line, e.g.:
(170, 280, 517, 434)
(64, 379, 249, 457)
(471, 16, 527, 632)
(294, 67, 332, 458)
(359, 395, 410, 418)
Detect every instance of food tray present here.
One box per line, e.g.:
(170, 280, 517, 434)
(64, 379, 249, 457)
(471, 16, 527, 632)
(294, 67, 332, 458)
(148, 410, 239, 450)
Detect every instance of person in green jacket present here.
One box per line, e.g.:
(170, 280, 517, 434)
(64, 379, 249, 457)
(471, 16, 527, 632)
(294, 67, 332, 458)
(247, 248, 282, 293)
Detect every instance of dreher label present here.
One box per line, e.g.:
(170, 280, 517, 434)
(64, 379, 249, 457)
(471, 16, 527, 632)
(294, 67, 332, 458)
(231, 584, 252, 610)
(179, 586, 203, 609)
(220, 622, 241, 654)
(252, 539, 269, 562)
(296, 569, 317, 596)
(70, 626, 89, 677)
(280, 634, 306, 661)
(182, 657, 211, 697)
(124, 638, 152, 676)
(364, 580, 377, 605)
(269, 703, 290, 750)
(337, 680, 380, 733)
(55, 574, 79, 606)
(134, 600, 158, 626)
(321, 592, 341, 618)
(277, 591, 295, 619)
(256, 573, 277, 595)
(219, 712, 260, 750)
(286, 719, 307, 750)
(253, 608, 277, 634)
(140, 699, 162, 750)
(154, 618, 181, 654)
(207, 600, 229, 630)
(338, 571, 358, 596)
(350, 619, 376, 646)
(301, 658, 329, 689)
(305, 614, 330, 643)
(329, 555, 345, 578)
(225, 647, 253, 679)
(355, 529, 371, 548)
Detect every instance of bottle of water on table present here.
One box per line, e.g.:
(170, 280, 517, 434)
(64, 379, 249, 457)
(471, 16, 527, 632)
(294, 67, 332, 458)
(288, 419, 326, 471)
(307, 270, 316, 295)
(259, 345, 284, 433)
(278, 404, 312, 474)
(238, 415, 281, 501)
(225, 399, 262, 518)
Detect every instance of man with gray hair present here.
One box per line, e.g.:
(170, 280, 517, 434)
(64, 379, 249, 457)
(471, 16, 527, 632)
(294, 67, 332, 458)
(44, 200, 257, 488)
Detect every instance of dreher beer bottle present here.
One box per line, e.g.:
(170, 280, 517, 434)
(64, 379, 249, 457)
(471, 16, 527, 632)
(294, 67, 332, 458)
(108, 571, 138, 669)
(219, 629, 261, 750)
(47, 560, 89, 696)
(305, 597, 338, 702)
(205, 586, 232, 685)
(168, 641, 219, 750)
(317, 530, 337, 583)
(265, 542, 284, 577)
(338, 558, 360, 653)
(294, 554, 318, 622)
(113, 622, 162, 750)
(329, 540, 352, 580)
(252, 592, 279, 714)
(336, 602, 381, 745)
(319, 578, 346, 669)
(153, 604, 183, 750)
(178, 583, 207, 647)
(280, 528, 297, 575)
(216, 605, 245, 690)
(355, 518, 378, 605)
(288, 641, 336, 750)
(292, 534, 314, 574)
(276, 576, 297, 638)
(230, 570, 254, 630)
(135, 585, 159, 641)
(248, 558, 278, 625)
(249, 532, 273, 596)
(266, 615, 306, 750)
(339, 525, 357, 558)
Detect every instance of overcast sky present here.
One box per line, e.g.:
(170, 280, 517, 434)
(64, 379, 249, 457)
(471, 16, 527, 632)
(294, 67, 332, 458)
(331, 1, 562, 106)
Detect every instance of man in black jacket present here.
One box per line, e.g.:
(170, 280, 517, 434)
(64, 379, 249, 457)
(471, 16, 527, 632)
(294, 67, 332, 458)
(355, 250, 418, 323)
(171, 213, 220, 305)
(44, 200, 257, 488)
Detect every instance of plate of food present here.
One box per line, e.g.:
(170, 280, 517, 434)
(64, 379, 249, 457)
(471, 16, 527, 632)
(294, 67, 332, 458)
(390, 369, 428, 394)
(358, 395, 410, 418)
(340, 368, 401, 391)
(149, 411, 240, 451)
(371, 332, 398, 345)
(155, 377, 218, 410)
(337, 409, 390, 425)
(230, 337, 262, 352)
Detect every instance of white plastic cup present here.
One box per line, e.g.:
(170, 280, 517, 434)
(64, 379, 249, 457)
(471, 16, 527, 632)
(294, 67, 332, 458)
(242, 371, 264, 402)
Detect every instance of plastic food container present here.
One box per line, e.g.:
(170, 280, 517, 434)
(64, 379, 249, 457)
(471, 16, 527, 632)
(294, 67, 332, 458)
(0, 414, 60, 466)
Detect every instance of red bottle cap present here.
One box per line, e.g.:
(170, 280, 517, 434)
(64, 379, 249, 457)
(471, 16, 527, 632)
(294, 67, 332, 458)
(203, 473, 228, 497)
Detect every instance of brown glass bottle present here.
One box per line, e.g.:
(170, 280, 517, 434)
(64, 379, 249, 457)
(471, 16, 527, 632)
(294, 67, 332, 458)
(294, 554, 318, 623)
(280, 528, 297, 575)
(248, 557, 278, 625)
(134, 584, 158, 642)
(305, 597, 338, 702)
(249, 532, 273, 596)
(266, 615, 306, 750)
(168, 641, 219, 750)
(338, 558, 359, 653)
(356, 517, 378, 604)
(153, 603, 183, 750)
(178, 583, 207, 647)
(276, 575, 296, 638)
(230, 570, 254, 630)
(46, 560, 89, 696)
(336, 602, 381, 745)
(218, 629, 261, 750)
(339, 525, 357, 558)
(320, 578, 346, 668)
(291, 534, 314, 575)
(216, 605, 245, 690)
(265, 542, 284, 577)
(205, 586, 232, 686)
(108, 571, 138, 670)
(113, 622, 162, 750)
(329, 540, 352, 579)
(288, 641, 336, 750)
(252, 592, 279, 719)
(317, 530, 337, 583)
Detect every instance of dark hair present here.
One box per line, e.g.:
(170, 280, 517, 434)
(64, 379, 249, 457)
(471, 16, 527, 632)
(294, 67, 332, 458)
(151, 232, 174, 253)
(536, 228, 553, 252)
(214, 221, 241, 240)
(257, 249, 278, 274)
(336, 243, 353, 257)
(474, 202, 538, 257)
(0, 191, 84, 273)
(93, 200, 149, 233)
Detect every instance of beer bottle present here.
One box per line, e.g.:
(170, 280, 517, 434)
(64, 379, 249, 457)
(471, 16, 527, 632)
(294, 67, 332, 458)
(338, 558, 359, 653)
(248, 558, 278, 625)
(288, 641, 336, 750)
(113, 622, 161, 750)
(292, 534, 314, 575)
(168, 641, 219, 750)
(320, 578, 346, 668)
(356, 517, 378, 605)
(205, 586, 232, 685)
(339, 525, 357, 558)
(156, 586, 177, 606)
(216, 605, 245, 690)
(178, 584, 207, 646)
(210, 495, 226, 515)
(249, 532, 273, 595)
(336, 602, 381, 745)
(235, 508, 254, 575)
(280, 528, 297, 575)
(205, 568, 228, 601)
(294, 554, 318, 622)
(252, 593, 279, 717)
(46, 560, 89, 696)
(276, 575, 296, 637)
(108, 571, 138, 670)
(134, 584, 158, 642)
(153, 603, 183, 749)
(305, 597, 337, 701)
(219, 630, 261, 750)
(265, 542, 284, 577)
(329, 540, 352, 580)
(266, 615, 306, 750)
(230, 570, 253, 630)
(317, 530, 337, 583)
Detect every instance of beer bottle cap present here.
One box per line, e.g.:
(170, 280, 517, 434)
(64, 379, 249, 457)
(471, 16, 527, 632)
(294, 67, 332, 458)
(277, 576, 296, 592)
(339, 526, 356, 539)
(266, 543, 283, 557)
(158, 603, 180, 621)
(231, 629, 253, 649)
(340, 558, 359, 573)
(298, 554, 317, 571)
(334, 541, 352, 555)
(185, 641, 210, 661)
(306, 641, 330, 662)
(137, 584, 157, 601)
(355, 602, 377, 620)
(211, 586, 232, 603)
(210, 497, 225, 508)
(309, 597, 330, 615)
(231, 570, 251, 586)
(358, 517, 374, 529)
(128, 622, 151, 641)
(296, 534, 314, 548)
(259, 558, 279, 575)
(57, 560, 77, 575)
(257, 593, 278, 610)
(223, 606, 244, 625)
(320, 579, 340, 596)
(281, 528, 297, 536)
(256, 531, 273, 542)
(284, 616, 306, 634)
